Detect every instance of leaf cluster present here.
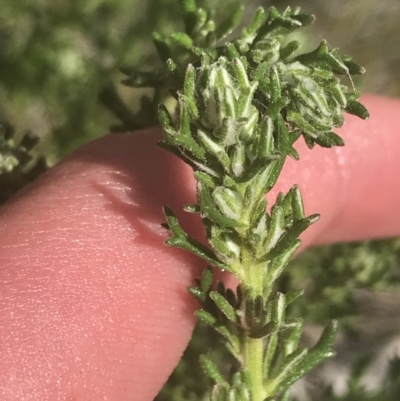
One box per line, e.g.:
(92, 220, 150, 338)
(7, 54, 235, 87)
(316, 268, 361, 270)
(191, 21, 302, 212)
(188, 268, 338, 400)
(154, 1, 370, 400)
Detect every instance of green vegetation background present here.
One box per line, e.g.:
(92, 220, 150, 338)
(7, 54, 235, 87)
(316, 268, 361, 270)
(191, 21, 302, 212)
(2, 0, 400, 161)
(1, 0, 400, 400)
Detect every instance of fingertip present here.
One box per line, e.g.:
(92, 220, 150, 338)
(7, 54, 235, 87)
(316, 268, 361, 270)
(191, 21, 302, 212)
(272, 95, 400, 248)
(316, 95, 400, 243)
(0, 129, 204, 400)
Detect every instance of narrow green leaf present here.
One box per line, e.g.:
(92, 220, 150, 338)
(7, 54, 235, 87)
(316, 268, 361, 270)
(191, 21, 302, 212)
(276, 115, 299, 160)
(184, 64, 199, 119)
(179, 0, 196, 13)
(291, 13, 315, 26)
(157, 141, 197, 169)
(153, 33, 172, 63)
(290, 185, 305, 220)
(236, 156, 273, 184)
(309, 320, 338, 357)
(275, 321, 338, 392)
(270, 65, 281, 103)
(209, 232, 240, 264)
(197, 129, 231, 170)
(268, 6, 281, 21)
(200, 267, 214, 294)
(268, 348, 308, 394)
(166, 58, 184, 89)
(289, 129, 301, 145)
(258, 10, 301, 37)
(279, 389, 291, 401)
(224, 341, 241, 361)
(213, 325, 240, 355)
(253, 61, 269, 83)
(210, 291, 237, 322)
(345, 100, 370, 119)
(184, 203, 201, 213)
(232, 57, 251, 89)
(264, 333, 278, 378)
(287, 111, 316, 135)
(223, 175, 236, 188)
(231, 144, 246, 177)
(329, 82, 348, 108)
(268, 214, 320, 259)
(281, 186, 293, 218)
(343, 59, 366, 75)
(158, 104, 176, 137)
(314, 132, 345, 148)
(302, 133, 316, 149)
(271, 293, 286, 326)
(198, 181, 245, 228)
(282, 319, 303, 356)
(214, 5, 244, 41)
(178, 100, 207, 158)
(212, 187, 242, 221)
(170, 32, 194, 49)
(163, 206, 230, 270)
(240, 7, 265, 39)
(224, 42, 240, 59)
(196, 309, 217, 325)
(195, 171, 217, 189)
(166, 234, 227, 267)
(256, 116, 274, 159)
(280, 40, 301, 60)
(250, 198, 268, 228)
(257, 157, 285, 198)
(189, 286, 205, 303)
(200, 355, 227, 385)
(179, 0, 197, 35)
(264, 205, 285, 253)
(285, 289, 304, 305)
(163, 206, 188, 238)
(263, 239, 302, 282)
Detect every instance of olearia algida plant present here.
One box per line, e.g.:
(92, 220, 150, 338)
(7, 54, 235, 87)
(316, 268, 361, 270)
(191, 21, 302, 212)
(126, 1, 370, 400)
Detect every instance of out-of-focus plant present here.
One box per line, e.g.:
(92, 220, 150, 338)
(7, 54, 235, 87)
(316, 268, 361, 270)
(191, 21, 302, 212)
(0, 122, 46, 204)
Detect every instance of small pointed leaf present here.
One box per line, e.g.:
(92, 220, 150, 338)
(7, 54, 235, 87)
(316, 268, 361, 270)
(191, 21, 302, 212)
(163, 207, 230, 270)
(153, 33, 172, 63)
(170, 32, 193, 49)
(200, 355, 227, 385)
(210, 291, 237, 323)
(196, 309, 217, 325)
(215, 5, 244, 41)
(345, 100, 370, 119)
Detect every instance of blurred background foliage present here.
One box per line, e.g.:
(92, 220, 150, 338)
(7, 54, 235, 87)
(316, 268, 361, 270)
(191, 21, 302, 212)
(1, 0, 399, 162)
(0, 0, 242, 162)
(1, 0, 400, 400)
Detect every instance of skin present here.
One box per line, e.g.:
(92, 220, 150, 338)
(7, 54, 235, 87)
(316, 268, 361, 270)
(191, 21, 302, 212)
(0, 94, 399, 400)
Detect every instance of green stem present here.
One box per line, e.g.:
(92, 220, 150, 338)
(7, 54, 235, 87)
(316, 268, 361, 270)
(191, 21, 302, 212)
(243, 336, 265, 401)
(241, 246, 264, 297)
